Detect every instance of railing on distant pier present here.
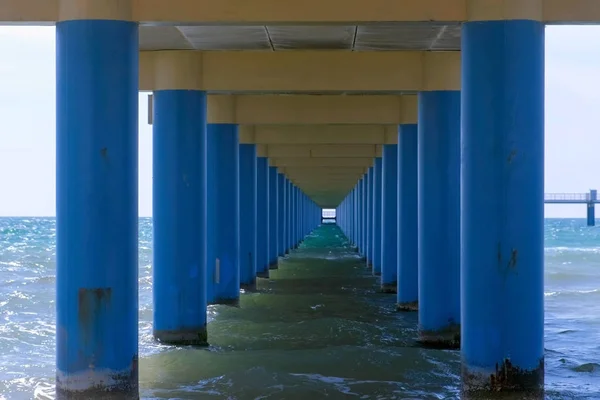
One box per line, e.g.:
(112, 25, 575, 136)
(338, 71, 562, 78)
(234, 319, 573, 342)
(545, 190, 597, 225)
(544, 191, 598, 204)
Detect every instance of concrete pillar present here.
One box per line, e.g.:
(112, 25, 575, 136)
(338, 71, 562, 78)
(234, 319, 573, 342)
(357, 178, 363, 253)
(397, 124, 419, 311)
(287, 180, 293, 251)
(367, 166, 374, 266)
(206, 128, 217, 304)
(364, 171, 371, 263)
(381, 144, 398, 293)
(256, 157, 269, 278)
(239, 144, 257, 290)
(418, 91, 460, 348)
(372, 158, 383, 275)
(55, 6, 139, 397)
(278, 173, 286, 256)
(210, 124, 240, 305)
(461, 18, 544, 394)
(153, 91, 208, 345)
(268, 166, 279, 269)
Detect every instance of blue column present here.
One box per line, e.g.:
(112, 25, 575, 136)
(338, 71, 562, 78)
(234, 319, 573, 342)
(56, 19, 138, 397)
(153, 91, 207, 345)
(397, 124, 419, 311)
(462, 20, 544, 394)
(206, 129, 217, 304)
(290, 184, 296, 249)
(239, 144, 257, 290)
(367, 167, 373, 266)
(278, 173, 286, 256)
(210, 124, 240, 305)
(381, 144, 398, 293)
(372, 158, 383, 275)
(286, 181, 291, 250)
(268, 166, 279, 269)
(418, 91, 460, 348)
(256, 158, 269, 278)
(357, 178, 363, 253)
(362, 174, 368, 260)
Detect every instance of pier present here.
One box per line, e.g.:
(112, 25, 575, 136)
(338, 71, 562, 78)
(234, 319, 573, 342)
(545, 190, 598, 225)
(4, 0, 600, 398)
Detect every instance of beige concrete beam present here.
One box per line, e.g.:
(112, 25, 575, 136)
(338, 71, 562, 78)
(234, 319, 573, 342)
(283, 167, 367, 175)
(5, 0, 600, 24)
(269, 158, 374, 168)
(141, 51, 459, 92)
(267, 144, 378, 158)
(238, 125, 397, 145)
(148, 94, 416, 125)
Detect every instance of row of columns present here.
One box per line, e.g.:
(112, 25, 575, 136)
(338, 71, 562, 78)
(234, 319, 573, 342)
(54, 20, 323, 398)
(338, 20, 544, 396)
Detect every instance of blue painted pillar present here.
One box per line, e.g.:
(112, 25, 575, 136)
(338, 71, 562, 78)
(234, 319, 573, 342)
(268, 166, 279, 269)
(56, 18, 139, 397)
(462, 19, 544, 394)
(239, 144, 257, 290)
(153, 91, 208, 345)
(372, 158, 383, 275)
(366, 167, 373, 266)
(397, 124, 419, 311)
(291, 184, 297, 248)
(357, 178, 363, 253)
(278, 173, 286, 256)
(206, 129, 217, 304)
(210, 124, 240, 305)
(256, 157, 269, 278)
(362, 174, 368, 259)
(381, 144, 398, 292)
(418, 91, 460, 348)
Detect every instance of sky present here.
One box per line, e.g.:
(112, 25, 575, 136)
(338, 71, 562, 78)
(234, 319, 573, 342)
(0, 26, 598, 217)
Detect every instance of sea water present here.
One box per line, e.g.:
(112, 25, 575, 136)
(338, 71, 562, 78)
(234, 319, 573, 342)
(0, 218, 598, 399)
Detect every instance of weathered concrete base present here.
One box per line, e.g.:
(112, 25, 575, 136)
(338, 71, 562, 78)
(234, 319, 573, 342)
(256, 270, 270, 279)
(154, 327, 208, 346)
(240, 281, 257, 292)
(418, 324, 460, 349)
(372, 271, 381, 276)
(462, 359, 544, 399)
(396, 301, 418, 312)
(380, 283, 397, 293)
(269, 262, 279, 270)
(56, 366, 139, 400)
(212, 297, 240, 307)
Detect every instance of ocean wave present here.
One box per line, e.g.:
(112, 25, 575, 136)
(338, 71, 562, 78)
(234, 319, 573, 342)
(545, 288, 599, 297)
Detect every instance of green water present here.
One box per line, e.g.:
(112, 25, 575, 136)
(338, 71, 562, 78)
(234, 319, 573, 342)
(139, 224, 461, 399)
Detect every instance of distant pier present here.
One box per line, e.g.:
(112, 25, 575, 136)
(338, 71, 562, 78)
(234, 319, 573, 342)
(545, 190, 598, 226)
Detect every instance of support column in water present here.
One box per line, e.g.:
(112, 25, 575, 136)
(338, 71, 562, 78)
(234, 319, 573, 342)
(206, 128, 216, 304)
(278, 172, 286, 257)
(418, 91, 460, 348)
(286, 179, 292, 251)
(256, 157, 269, 278)
(367, 166, 375, 268)
(462, 12, 544, 395)
(397, 124, 419, 311)
(364, 171, 371, 264)
(239, 144, 257, 290)
(357, 178, 363, 254)
(210, 124, 240, 305)
(372, 158, 383, 275)
(381, 144, 398, 293)
(56, 3, 139, 396)
(153, 90, 208, 344)
(269, 166, 279, 269)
